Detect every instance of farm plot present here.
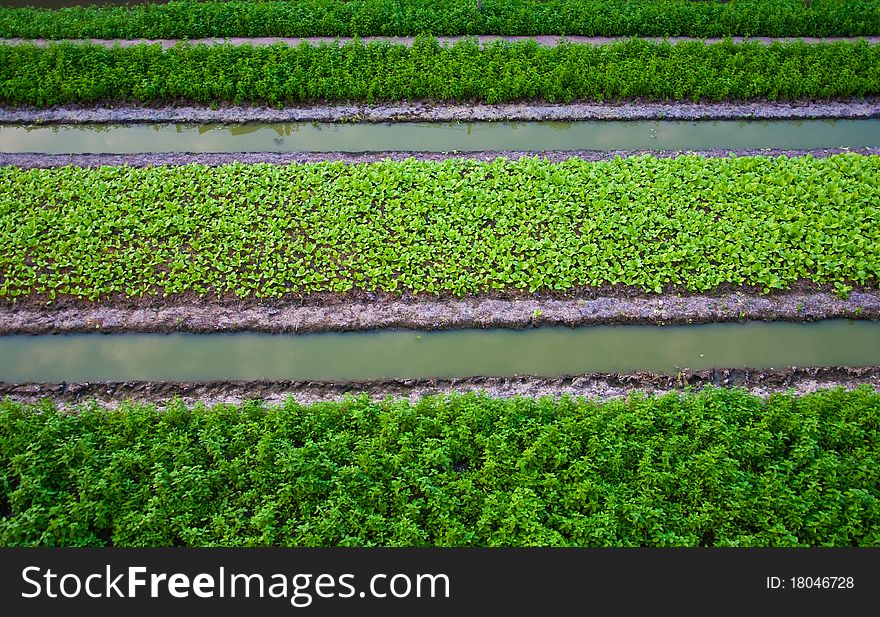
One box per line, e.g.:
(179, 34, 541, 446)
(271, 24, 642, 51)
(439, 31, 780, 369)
(1, 8, 879, 549)
(2, 388, 879, 546)
(2, 39, 879, 106)
(1, 0, 877, 39)
(2, 155, 879, 303)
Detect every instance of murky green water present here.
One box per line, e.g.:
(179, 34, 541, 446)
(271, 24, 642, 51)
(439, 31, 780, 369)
(1, 320, 878, 382)
(2, 119, 878, 154)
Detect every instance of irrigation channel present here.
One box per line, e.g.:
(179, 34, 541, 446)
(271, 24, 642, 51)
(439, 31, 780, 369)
(2, 320, 879, 383)
(3, 119, 879, 153)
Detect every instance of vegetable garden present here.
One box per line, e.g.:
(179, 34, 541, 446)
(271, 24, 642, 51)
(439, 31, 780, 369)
(3, 38, 879, 105)
(1, 0, 877, 39)
(1, 0, 878, 548)
(2, 155, 878, 302)
(2, 388, 879, 546)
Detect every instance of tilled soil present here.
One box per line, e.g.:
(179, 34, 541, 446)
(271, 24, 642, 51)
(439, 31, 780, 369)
(3, 99, 879, 124)
(2, 290, 879, 335)
(3, 147, 878, 169)
(3, 367, 878, 408)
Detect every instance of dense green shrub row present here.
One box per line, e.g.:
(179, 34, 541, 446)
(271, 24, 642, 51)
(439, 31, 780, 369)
(3, 155, 879, 301)
(2, 38, 879, 106)
(2, 388, 878, 546)
(0, 0, 877, 39)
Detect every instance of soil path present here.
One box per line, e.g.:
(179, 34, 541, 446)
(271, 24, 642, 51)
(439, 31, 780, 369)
(3, 100, 880, 124)
(4, 367, 878, 407)
(3, 290, 879, 335)
(3, 147, 877, 168)
(3, 35, 880, 49)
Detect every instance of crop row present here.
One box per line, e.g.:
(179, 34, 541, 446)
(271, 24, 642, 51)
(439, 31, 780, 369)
(2, 39, 879, 106)
(2, 387, 878, 546)
(2, 155, 879, 302)
(0, 0, 876, 39)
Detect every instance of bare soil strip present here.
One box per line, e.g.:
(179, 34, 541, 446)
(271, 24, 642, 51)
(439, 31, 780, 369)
(3, 100, 879, 125)
(3, 367, 878, 407)
(4, 35, 880, 49)
(3, 290, 879, 335)
(3, 147, 877, 169)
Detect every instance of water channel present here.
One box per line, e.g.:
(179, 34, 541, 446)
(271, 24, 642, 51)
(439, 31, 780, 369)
(2, 119, 878, 153)
(2, 320, 878, 382)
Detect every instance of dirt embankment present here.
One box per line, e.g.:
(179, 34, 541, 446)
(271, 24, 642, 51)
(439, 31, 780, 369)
(3, 147, 878, 169)
(3, 367, 878, 408)
(3, 99, 879, 125)
(5, 36, 880, 49)
(2, 290, 879, 335)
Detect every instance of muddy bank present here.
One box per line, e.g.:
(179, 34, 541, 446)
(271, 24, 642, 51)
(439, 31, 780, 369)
(3, 99, 879, 125)
(5, 35, 879, 49)
(3, 367, 878, 408)
(3, 147, 878, 169)
(3, 290, 879, 335)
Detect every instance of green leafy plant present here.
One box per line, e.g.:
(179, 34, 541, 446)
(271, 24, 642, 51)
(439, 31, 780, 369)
(834, 282, 853, 300)
(2, 38, 879, 106)
(1, 154, 877, 303)
(0, 0, 875, 39)
(1, 387, 879, 547)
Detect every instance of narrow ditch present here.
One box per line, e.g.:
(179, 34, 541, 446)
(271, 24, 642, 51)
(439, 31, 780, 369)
(2, 320, 879, 383)
(3, 119, 879, 154)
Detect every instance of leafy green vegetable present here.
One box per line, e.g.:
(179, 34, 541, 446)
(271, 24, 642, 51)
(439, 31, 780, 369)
(2, 154, 879, 302)
(2, 38, 879, 106)
(2, 387, 878, 546)
(0, 0, 876, 39)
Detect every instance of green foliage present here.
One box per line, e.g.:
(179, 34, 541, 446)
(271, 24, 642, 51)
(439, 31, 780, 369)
(1, 387, 878, 546)
(0, 0, 876, 38)
(2, 38, 880, 106)
(2, 154, 879, 301)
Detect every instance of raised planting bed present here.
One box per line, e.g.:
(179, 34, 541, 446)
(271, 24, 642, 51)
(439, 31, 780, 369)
(2, 387, 879, 546)
(0, 0, 877, 39)
(1, 154, 878, 303)
(2, 39, 879, 106)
